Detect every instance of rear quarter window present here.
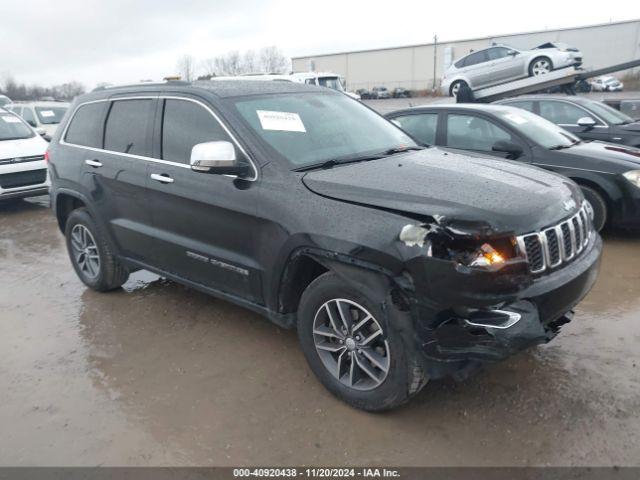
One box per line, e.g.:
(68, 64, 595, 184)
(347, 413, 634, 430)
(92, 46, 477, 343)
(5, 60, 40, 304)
(65, 102, 107, 148)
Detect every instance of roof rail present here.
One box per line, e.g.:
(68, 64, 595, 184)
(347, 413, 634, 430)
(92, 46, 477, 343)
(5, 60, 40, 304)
(92, 79, 190, 92)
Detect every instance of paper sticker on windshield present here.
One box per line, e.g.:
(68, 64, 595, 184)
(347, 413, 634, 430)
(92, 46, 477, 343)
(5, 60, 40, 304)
(504, 113, 528, 125)
(1, 115, 21, 123)
(257, 110, 306, 132)
(40, 110, 55, 117)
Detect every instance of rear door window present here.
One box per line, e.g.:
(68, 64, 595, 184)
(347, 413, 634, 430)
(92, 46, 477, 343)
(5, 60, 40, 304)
(446, 114, 512, 152)
(64, 102, 107, 148)
(104, 99, 154, 156)
(161, 99, 232, 164)
(464, 50, 489, 67)
(391, 113, 438, 145)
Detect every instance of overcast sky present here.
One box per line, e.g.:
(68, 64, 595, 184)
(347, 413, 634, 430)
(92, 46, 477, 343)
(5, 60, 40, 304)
(1, 0, 638, 88)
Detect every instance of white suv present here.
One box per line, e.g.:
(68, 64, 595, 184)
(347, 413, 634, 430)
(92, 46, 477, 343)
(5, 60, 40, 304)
(0, 108, 49, 201)
(4, 101, 70, 138)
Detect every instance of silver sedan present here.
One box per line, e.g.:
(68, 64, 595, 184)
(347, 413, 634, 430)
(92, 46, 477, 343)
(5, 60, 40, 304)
(441, 43, 582, 97)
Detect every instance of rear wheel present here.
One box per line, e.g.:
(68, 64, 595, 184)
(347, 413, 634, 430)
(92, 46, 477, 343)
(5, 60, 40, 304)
(449, 80, 467, 97)
(65, 208, 129, 291)
(297, 272, 427, 411)
(580, 186, 608, 232)
(529, 57, 553, 76)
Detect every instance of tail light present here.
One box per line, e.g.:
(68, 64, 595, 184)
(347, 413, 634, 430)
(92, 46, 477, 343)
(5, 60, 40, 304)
(44, 150, 50, 163)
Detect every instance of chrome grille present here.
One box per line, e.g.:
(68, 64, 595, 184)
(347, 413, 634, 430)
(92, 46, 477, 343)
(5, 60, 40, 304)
(517, 203, 593, 274)
(0, 155, 45, 166)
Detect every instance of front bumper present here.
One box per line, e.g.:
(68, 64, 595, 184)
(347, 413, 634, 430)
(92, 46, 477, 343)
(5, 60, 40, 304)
(411, 233, 602, 375)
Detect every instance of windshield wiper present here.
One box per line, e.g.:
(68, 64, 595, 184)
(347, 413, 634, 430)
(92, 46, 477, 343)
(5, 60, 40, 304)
(383, 145, 426, 155)
(548, 144, 572, 150)
(294, 155, 384, 172)
(294, 145, 425, 172)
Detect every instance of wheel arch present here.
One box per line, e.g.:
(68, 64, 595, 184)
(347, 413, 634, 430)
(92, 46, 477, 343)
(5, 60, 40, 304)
(277, 247, 411, 317)
(54, 190, 88, 233)
(529, 55, 553, 73)
(568, 175, 615, 209)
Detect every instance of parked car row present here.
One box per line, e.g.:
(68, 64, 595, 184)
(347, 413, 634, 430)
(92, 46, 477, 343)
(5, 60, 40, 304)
(0, 107, 49, 201)
(387, 98, 640, 232)
(40, 79, 606, 411)
(4, 101, 70, 139)
(356, 87, 411, 99)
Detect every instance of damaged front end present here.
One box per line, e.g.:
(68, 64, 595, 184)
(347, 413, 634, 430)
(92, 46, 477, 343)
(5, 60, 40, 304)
(395, 214, 600, 379)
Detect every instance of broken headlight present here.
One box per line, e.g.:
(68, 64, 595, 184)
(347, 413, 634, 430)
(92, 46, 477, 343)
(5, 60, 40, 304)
(439, 237, 518, 270)
(399, 224, 519, 270)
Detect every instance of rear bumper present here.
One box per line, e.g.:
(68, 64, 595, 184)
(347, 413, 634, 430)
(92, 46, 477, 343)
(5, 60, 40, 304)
(413, 233, 601, 372)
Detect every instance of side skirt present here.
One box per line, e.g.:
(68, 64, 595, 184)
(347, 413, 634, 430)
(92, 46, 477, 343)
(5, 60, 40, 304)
(119, 256, 296, 329)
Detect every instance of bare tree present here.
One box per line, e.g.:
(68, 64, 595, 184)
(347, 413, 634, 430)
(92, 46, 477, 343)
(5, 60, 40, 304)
(198, 46, 291, 77)
(259, 46, 289, 74)
(176, 54, 196, 81)
(242, 49, 258, 74)
(0, 74, 86, 101)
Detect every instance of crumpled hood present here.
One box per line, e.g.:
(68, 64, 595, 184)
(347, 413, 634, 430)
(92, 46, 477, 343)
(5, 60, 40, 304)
(302, 148, 582, 234)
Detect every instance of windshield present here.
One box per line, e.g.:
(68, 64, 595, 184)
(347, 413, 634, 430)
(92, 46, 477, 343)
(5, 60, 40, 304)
(232, 92, 416, 168)
(499, 109, 579, 149)
(0, 111, 35, 141)
(317, 77, 345, 91)
(35, 106, 68, 124)
(585, 101, 633, 125)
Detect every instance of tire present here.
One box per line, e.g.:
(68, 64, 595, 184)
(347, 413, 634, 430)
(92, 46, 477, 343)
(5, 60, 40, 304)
(449, 80, 467, 97)
(297, 272, 427, 411)
(65, 208, 129, 291)
(529, 57, 553, 77)
(580, 186, 608, 232)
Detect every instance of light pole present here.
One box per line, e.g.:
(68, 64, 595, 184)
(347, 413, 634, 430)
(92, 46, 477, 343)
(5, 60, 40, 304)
(432, 35, 438, 91)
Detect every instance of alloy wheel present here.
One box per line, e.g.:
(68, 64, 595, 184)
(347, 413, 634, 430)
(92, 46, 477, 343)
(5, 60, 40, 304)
(70, 224, 101, 279)
(312, 299, 390, 391)
(532, 59, 551, 75)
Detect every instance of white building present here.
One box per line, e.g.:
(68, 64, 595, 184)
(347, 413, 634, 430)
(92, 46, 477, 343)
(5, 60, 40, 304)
(292, 19, 640, 92)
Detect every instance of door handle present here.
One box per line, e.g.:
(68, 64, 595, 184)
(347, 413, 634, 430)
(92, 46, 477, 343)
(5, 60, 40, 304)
(150, 173, 174, 184)
(85, 159, 103, 168)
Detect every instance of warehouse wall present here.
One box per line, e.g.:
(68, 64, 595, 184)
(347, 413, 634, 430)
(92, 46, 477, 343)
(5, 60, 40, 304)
(291, 19, 640, 91)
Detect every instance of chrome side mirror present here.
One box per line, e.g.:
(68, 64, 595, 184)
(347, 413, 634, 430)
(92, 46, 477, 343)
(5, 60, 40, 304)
(577, 116, 597, 129)
(190, 141, 250, 176)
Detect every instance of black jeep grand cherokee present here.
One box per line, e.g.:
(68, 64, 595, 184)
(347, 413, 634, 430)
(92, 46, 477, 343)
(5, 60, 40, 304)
(47, 80, 602, 411)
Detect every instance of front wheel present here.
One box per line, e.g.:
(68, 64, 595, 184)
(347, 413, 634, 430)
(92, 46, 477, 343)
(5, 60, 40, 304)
(529, 57, 553, 76)
(580, 186, 608, 232)
(297, 272, 427, 411)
